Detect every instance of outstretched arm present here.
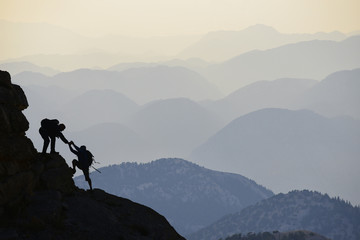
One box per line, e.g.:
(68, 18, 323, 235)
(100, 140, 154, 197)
(68, 142, 78, 155)
(72, 142, 80, 151)
(58, 132, 69, 144)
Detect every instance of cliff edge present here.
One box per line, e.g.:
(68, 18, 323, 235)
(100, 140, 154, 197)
(0, 70, 185, 240)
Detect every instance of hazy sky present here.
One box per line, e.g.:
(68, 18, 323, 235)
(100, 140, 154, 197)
(1, 0, 359, 37)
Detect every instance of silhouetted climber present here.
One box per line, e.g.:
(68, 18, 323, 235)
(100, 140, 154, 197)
(39, 118, 69, 154)
(68, 141, 93, 190)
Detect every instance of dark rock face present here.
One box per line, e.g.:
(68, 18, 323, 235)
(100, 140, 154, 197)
(37, 154, 75, 195)
(0, 70, 184, 240)
(0, 70, 38, 219)
(63, 189, 183, 240)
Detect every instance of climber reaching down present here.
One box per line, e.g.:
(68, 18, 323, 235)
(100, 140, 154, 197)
(39, 118, 69, 154)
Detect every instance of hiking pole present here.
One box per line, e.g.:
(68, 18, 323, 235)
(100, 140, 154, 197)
(92, 166, 102, 173)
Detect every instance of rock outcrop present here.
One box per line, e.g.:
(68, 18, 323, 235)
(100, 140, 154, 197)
(0, 70, 37, 220)
(0, 70, 185, 240)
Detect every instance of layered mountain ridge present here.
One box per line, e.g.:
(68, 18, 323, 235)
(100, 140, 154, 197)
(190, 108, 360, 204)
(188, 190, 360, 240)
(74, 158, 273, 235)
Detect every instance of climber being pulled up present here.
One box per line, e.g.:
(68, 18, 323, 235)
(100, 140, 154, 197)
(68, 141, 93, 190)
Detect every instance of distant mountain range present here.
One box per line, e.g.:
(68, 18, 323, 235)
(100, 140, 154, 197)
(74, 158, 273, 235)
(203, 77, 317, 123)
(190, 108, 360, 204)
(294, 68, 360, 119)
(203, 36, 360, 93)
(0, 61, 59, 76)
(1, 22, 357, 74)
(59, 89, 139, 130)
(204, 68, 360, 122)
(188, 190, 360, 240)
(0, 19, 199, 66)
(8, 33, 360, 99)
(13, 66, 221, 104)
(20, 68, 360, 190)
(22, 85, 225, 161)
(178, 24, 348, 61)
(108, 58, 210, 73)
(124, 98, 224, 157)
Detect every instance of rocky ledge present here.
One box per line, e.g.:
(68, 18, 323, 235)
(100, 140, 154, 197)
(0, 70, 184, 240)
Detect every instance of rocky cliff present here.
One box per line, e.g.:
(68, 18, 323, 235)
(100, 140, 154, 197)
(0, 70, 185, 240)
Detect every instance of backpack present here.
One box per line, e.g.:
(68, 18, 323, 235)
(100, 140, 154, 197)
(79, 149, 94, 168)
(41, 118, 59, 129)
(86, 150, 94, 167)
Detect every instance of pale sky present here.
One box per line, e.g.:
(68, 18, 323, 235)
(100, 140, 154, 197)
(1, 0, 360, 37)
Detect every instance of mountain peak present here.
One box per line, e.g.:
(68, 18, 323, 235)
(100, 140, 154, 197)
(149, 157, 199, 168)
(243, 24, 278, 33)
